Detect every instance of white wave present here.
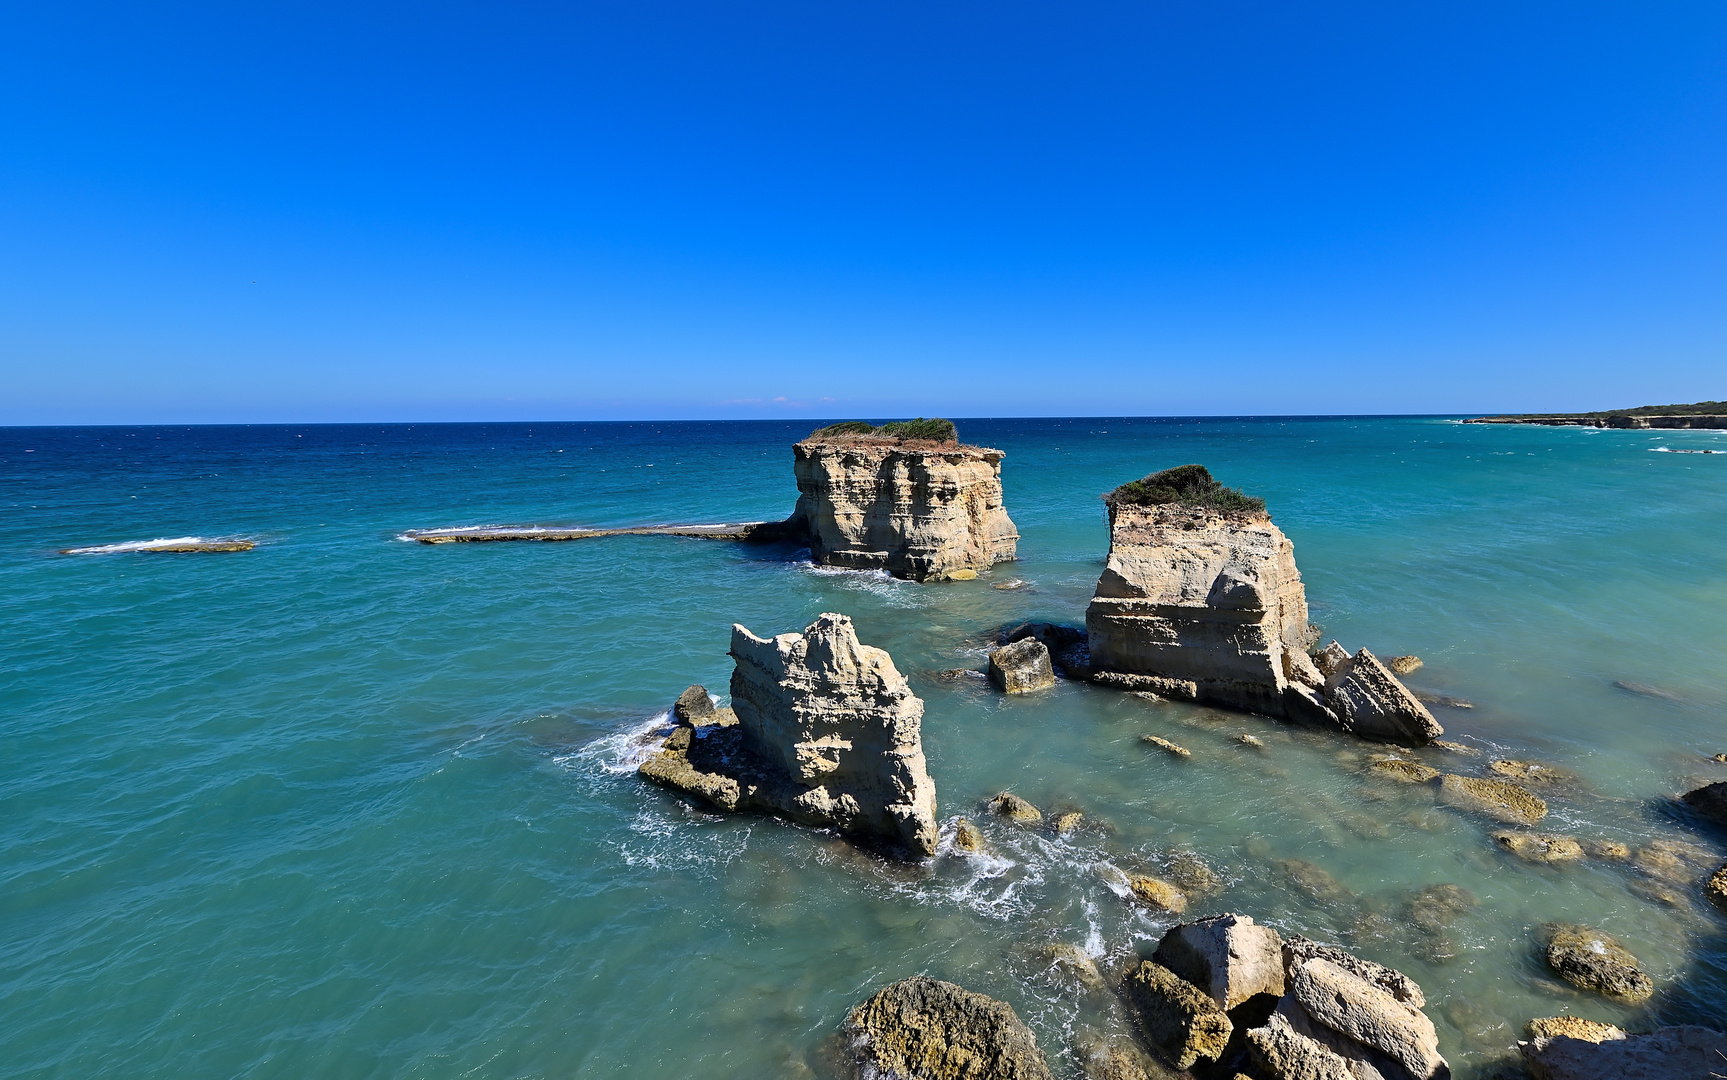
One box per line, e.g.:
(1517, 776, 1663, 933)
(61, 536, 243, 554)
(562, 711, 674, 777)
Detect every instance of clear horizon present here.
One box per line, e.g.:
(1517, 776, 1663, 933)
(2, 3, 1723, 425)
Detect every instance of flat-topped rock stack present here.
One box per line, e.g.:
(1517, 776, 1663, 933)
(780, 419, 1018, 582)
(639, 612, 938, 857)
(1087, 464, 1442, 744)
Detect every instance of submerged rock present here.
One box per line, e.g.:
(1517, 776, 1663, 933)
(1709, 862, 1727, 912)
(1489, 759, 1583, 789)
(1141, 735, 1191, 758)
(1521, 1022, 1727, 1080)
(1085, 467, 1315, 719)
(1235, 733, 1266, 750)
(1367, 758, 1440, 784)
(1583, 838, 1632, 860)
(639, 613, 938, 857)
(1166, 852, 1223, 897)
(1153, 913, 1285, 1011)
(1277, 861, 1355, 908)
(988, 639, 1057, 694)
(990, 792, 1042, 824)
(1051, 810, 1084, 836)
(1631, 838, 1717, 884)
(1407, 884, 1477, 933)
(841, 976, 1052, 1080)
(1119, 960, 1233, 1070)
(1542, 924, 1653, 1002)
(1045, 943, 1106, 993)
(1494, 832, 1586, 864)
(1435, 774, 1547, 825)
(782, 434, 1019, 582)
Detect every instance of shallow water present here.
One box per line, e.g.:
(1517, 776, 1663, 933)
(2, 418, 1724, 1079)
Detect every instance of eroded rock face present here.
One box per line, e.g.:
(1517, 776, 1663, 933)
(785, 440, 1018, 581)
(1325, 649, 1443, 745)
(842, 976, 1052, 1080)
(1521, 1024, 1727, 1080)
(1119, 960, 1233, 1070)
(1087, 503, 1311, 717)
(639, 614, 938, 857)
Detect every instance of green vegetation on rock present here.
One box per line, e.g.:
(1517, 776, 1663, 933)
(806, 417, 958, 443)
(1106, 464, 1266, 515)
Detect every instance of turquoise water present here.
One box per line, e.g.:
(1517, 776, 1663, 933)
(3, 417, 1725, 1079)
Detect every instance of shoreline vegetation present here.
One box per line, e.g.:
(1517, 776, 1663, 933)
(1466, 401, 1727, 428)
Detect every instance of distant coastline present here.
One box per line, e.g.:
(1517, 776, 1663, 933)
(1465, 400, 1727, 428)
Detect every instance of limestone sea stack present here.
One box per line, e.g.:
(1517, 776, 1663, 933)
(1086, 466, 1313, 716)
(639, 613, 939, 857)
(1086, 465, 1441, 744)
(779, 420, 1018, 582)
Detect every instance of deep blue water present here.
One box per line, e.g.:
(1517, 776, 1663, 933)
(3, 418, 1725, 1079)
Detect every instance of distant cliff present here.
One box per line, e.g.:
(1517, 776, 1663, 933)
(780, 421, 1018, 582)
(1466, 401, 1727, 428)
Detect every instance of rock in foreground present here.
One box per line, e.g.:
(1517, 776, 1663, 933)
(1521, 1022, 1727, 1080)
(842, 976, 1052, 1080)
(1543, 924, 1653, 1001)
(1119, 960, 1233, 1070)
(782, 431, 1019, 582)
(639, 613, 938, 857)
(1681, 780, 1727, 825)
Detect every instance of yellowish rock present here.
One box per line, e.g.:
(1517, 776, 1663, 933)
(1525, 1016, 1625, 1042)
(952, 817, 986, 854)
(1387, 655, 1423, 675)
(1233, 733, 1265, 749)
(1583, 838, 1632, 860)
(1493, 831, 1585, 864)
(989, 792, 1042, 824)
(1142, 735, 1191, 758)
(1052, 811, 1084, 836)
(1367, 757, 1440, 783)
(1707, 862, 1727, 913)
(1436, 774, 1547, 825)
(1127, 874, 1188, 913)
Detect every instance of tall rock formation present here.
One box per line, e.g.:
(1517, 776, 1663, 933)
(640, 613, 938, 856)
(1085, 465, 1440, 743)
(780, 427, 1018, 582)
(1086, 466, 1313, 717)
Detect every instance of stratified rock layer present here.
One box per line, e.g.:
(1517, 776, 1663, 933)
(843, 976, 1052, 1080)
(1087, 502, 1310, 717)
(640, 613, 938, 857)
(784, 440, 1018, 581)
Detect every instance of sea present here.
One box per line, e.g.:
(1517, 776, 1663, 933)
(2, 417, 1724, 1079)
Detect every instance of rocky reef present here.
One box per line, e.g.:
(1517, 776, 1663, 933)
(1085, 465, 1439, 743)
(639, 613, 938, 856)
(777, 423, 1019, 582)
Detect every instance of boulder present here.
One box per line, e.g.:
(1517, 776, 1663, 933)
(1314, 641, 1353, 679)
(673, 684, 718, 724)
(989, 792, 1042, 824)
(1052, 811, 1083, 836)
(841, 976, 1052, 1080)
(989, 639, 1057, 694)
(1525, 1018, 1626, 1043)
(1387, 655, 1423, 675)
(1128, 875, 1188, 913)
(1494, 832, 1585, 864)
(1521, 1024, 1727, 1080)
(1086, 481, 1313, 718)
(1708, 862, 1727, 913)
(1435, 774, 1547, 825)
(1245, 1010, 1355, 1080)
(1283, 937, 1425, 1008)
(1680, 780, 1727, 825)
(782, 438, 1019, 581)
(1542, 924, 1653, 1002)
(641, 614, 938, 857)
(1286, 958, 1446, 1080)
(1283, 648, 1326, 690)
(1119, 960, 1233, 1070)
(1583, 839, 1631, 860)
(1153, 913, 1286, 1011)
(1324, 649, 1443, 745)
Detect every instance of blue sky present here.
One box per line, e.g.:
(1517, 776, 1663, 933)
(2, 2, 1723, 423)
